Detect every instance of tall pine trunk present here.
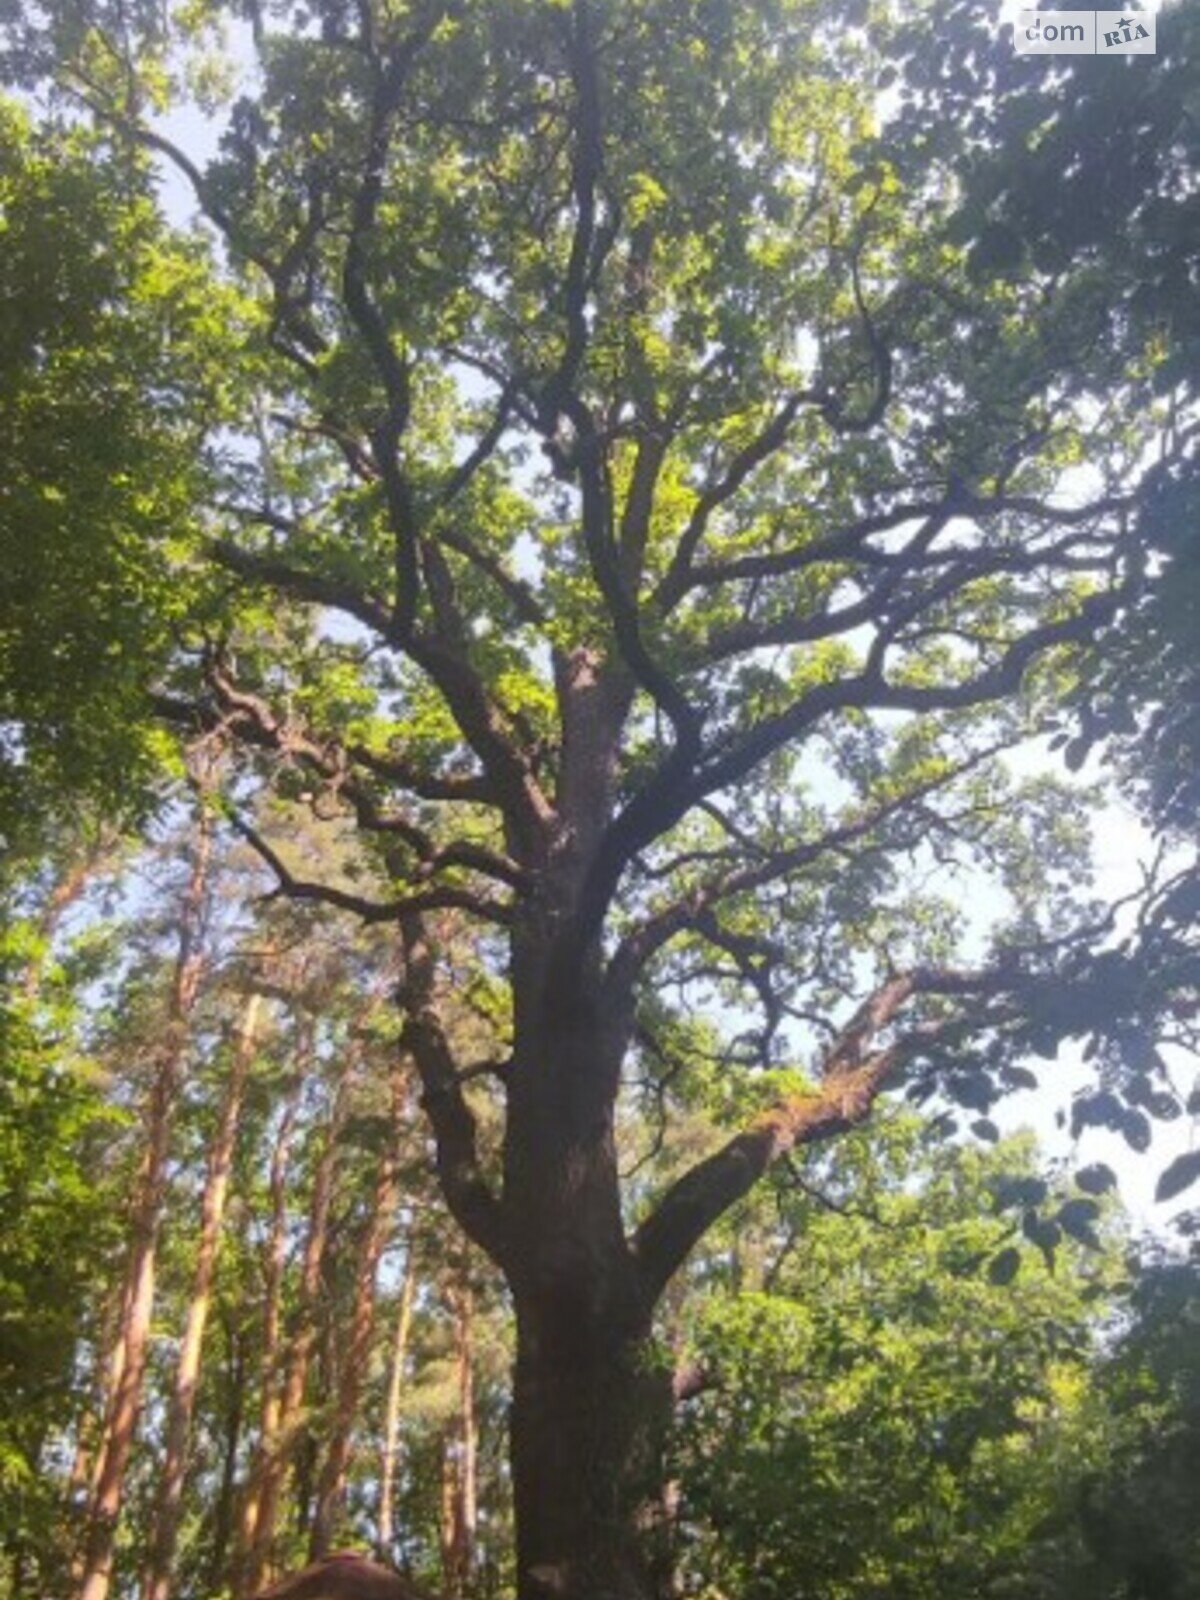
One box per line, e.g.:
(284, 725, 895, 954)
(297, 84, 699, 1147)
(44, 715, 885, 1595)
(77, 810, 214, 1600)
(375, 1242, 415, 1560)
(240, 1046, 356, 1592)
(67, 1277, 128, 1564)
(234, 1069, 304, 1591)
(439, 1281, 477, 1600)
(308, 1090, 401, 1559)
(141, 990, 262, 1600)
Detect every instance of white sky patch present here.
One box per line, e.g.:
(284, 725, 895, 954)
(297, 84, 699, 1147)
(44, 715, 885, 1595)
(990, 788, 1197, 1233)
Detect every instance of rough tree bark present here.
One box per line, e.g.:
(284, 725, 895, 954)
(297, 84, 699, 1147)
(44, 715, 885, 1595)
(400, 841, 680, 1600)
(76, 808, 214, 1600)
(142, 989, 263, 1600)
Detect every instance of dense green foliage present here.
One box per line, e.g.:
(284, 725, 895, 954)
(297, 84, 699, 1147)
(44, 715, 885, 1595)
(675, 1124, 1118, 1599)
(0, 109, 239, 845)
(1064, 1257, 1200, 1600)
(0, 853, 123, 1558)
(938, 0, 1200, 834)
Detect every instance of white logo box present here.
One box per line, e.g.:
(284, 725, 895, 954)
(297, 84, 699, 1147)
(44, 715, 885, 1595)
(1015, 9, 1157, 52)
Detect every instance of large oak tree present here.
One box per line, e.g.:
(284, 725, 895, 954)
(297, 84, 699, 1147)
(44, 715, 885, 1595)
(2, 1, 1197, 1595)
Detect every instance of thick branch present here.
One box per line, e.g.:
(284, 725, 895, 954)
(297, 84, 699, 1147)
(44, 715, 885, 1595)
(570, 398, 702, 753)
(537, 0, 610, 427)
(205, 539, 553, 841)
(152, 688, 498, 810)
(67, 77, 328, 373)
(229, 813, 515, 927)
(404, 632, 556, 845)
(338, 26, 440, 640)
(400, 915, 508, 1267)
(686, 588, 1121, 812)
(193, 662, 524, 893)
(209, 539, 393, 635)
(632, 969, 987, 1298)
(683, 487, 1129, 596)
(655, 391, 811, 611)
(633, 1058, 904, 1301)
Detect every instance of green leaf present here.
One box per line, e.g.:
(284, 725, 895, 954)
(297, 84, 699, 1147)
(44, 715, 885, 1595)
(1121, 1109, 1152, 1154)
(987, 1247, 1022, 1285)
(1075, 1163, 1117, 1196)
(1057, 1198, 1102, 1249)
(1155, 1151, 1200, 1205)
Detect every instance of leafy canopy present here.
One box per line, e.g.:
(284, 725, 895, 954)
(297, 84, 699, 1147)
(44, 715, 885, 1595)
(1, 0, 1196, 1242)
(0, 100, 246, 846)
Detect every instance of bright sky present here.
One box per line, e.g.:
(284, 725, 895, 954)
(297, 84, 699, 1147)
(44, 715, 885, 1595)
(989, 795, 1196, 1234)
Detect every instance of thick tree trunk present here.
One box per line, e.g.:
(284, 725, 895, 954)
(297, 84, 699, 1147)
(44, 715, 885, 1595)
(401, 720, 667, 1600)
(502, 946, 669, 1600)
(142, 990, 262, 1600)
(509, 1307, 672, 1600)
(77, 811, 213, 1600)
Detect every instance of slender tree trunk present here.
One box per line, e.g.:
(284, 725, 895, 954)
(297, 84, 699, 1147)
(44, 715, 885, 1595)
(309, 1083, 403, 1559)
(77, 811, 214, 1600)
(208, 1308, 248, 1595)
(66, 1276, 128, 1560)
(241, 1048, 357, 1593)
(235, 1071, 304, 1586)
(439, 1445, 459, 1599)
(141, 990, 263, 1600)
(458, 1295, 477, 1572)
(292, 1421, 320, 1544)
(439, 1282, 477, 1600)
(376, 1247, 416, 1560)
